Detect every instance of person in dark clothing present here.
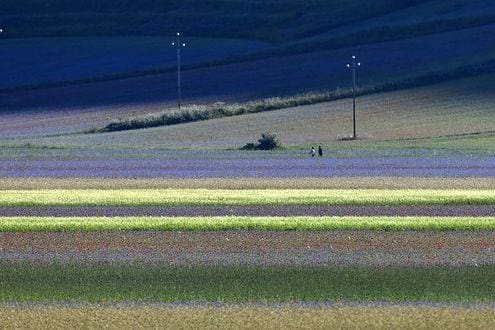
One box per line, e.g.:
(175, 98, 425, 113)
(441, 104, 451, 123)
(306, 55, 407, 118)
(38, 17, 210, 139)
(318, 145, 323, 157)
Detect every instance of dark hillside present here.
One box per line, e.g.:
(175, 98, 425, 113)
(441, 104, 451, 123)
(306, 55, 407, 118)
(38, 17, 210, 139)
(1, 0, 495, 115)
(0, 0, 427, 41)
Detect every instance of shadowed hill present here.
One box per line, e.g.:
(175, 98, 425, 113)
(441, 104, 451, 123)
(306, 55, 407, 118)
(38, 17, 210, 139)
(0, 0, 425, 41)
(1, 1, 495, 92)
(2, 22, 495, 114)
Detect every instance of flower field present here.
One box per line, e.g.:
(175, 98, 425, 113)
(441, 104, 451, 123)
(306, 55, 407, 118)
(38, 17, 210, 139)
(1, 156, 494, 178)
(3, 1, 495, 326)
(1, 230, 494, 267)
(1, 178, 494, 327)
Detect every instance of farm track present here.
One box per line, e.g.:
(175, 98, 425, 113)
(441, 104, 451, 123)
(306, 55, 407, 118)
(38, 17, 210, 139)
(2, 230, 494, 266)
(2, 205, 495, 217)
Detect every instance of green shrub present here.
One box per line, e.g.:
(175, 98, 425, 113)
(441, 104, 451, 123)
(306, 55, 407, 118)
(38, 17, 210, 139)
(257, 133, 280, 150)
(241, 133, 282, 150)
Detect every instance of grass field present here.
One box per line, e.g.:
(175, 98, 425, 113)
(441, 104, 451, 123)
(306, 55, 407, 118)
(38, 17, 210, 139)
(1, 189, 494, 207)
(2, 304, 494, 329)
(2, 216, 494, 232)
(1, 264, 494, 303)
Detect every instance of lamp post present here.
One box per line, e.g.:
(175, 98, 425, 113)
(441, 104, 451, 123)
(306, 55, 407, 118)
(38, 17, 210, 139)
(346, 55, 361, 140)
(172, 32, 186, 110)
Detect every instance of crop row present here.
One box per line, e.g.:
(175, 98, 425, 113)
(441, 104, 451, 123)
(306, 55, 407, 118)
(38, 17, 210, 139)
(2, 304, 495, 329)
(1, 263, 494, 303)
(2, 177, 495, 190)
(1, 216, 495, 232)
(2, 230, 493, 267)
(2, 189, 495, 207)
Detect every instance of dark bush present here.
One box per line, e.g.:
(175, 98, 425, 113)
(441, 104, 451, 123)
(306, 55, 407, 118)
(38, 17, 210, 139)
(257, 133, 280, 150)
(241, 133, 282, 150)
(240, 143, 257, 150)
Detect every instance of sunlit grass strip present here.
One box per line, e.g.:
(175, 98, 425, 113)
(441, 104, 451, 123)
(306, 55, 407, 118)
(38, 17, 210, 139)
(1, 216, 495, 232)
(1, 189, 495, 207)
(1, 264, 494, 303)
(2, 177, 495, 190)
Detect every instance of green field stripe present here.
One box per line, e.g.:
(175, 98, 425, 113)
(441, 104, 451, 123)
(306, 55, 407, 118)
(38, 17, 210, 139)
(1, 189, 495, 207)
(1, 216, 495, 232)
(1, 264, 494, 303)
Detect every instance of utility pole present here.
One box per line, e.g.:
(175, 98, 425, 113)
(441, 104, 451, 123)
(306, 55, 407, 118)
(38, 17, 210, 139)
(172, 32, 186, 110)
(347, 56, 361, 140)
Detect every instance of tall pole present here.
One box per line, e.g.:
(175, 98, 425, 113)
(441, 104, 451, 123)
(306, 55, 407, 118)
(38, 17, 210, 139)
(172, 32, 186, 110)
(347, 56, 361, 140)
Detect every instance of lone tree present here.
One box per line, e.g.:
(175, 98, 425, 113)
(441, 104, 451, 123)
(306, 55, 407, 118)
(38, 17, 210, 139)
(257, 132, 280, 150)
(241, 133, 282, 150)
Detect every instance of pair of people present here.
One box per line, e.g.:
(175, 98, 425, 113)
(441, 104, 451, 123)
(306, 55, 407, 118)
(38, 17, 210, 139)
(310, 146, 323, 157)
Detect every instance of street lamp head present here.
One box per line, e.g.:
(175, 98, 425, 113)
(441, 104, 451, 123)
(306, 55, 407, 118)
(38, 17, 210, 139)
(357, 62, 361, 66)
(346, 64, 350, 68)
(0, 28, 3, 33)
(352, 55, 356, 59)
(172, 42, 175, 46)
(182, 43, 186, 47)
(177, 32, 180, 36)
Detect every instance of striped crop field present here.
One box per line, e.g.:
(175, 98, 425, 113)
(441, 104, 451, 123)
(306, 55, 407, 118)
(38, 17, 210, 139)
(1, 179, 494, 328)
(1, 189, 495, 207)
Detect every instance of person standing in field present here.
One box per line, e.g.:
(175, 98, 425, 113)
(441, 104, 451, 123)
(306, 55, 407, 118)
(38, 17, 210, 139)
(310, 147, 316, 157)
(318, 145, 323, 157)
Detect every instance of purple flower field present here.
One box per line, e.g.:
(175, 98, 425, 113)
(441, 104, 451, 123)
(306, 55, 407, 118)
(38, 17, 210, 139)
(2, 231, 494, 267)
(1, 157, 493, 178)
(2, 205, 495, 217)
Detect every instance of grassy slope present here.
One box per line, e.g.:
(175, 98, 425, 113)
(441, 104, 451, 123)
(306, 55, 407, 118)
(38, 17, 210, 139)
(23, 73, 495, 151)
(1, 2, 494, 152)
(2, 264, 494, 302)
(1, 21, 495, 142)
(2, 216, 495, 232)
(1, 189, 495, 207)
